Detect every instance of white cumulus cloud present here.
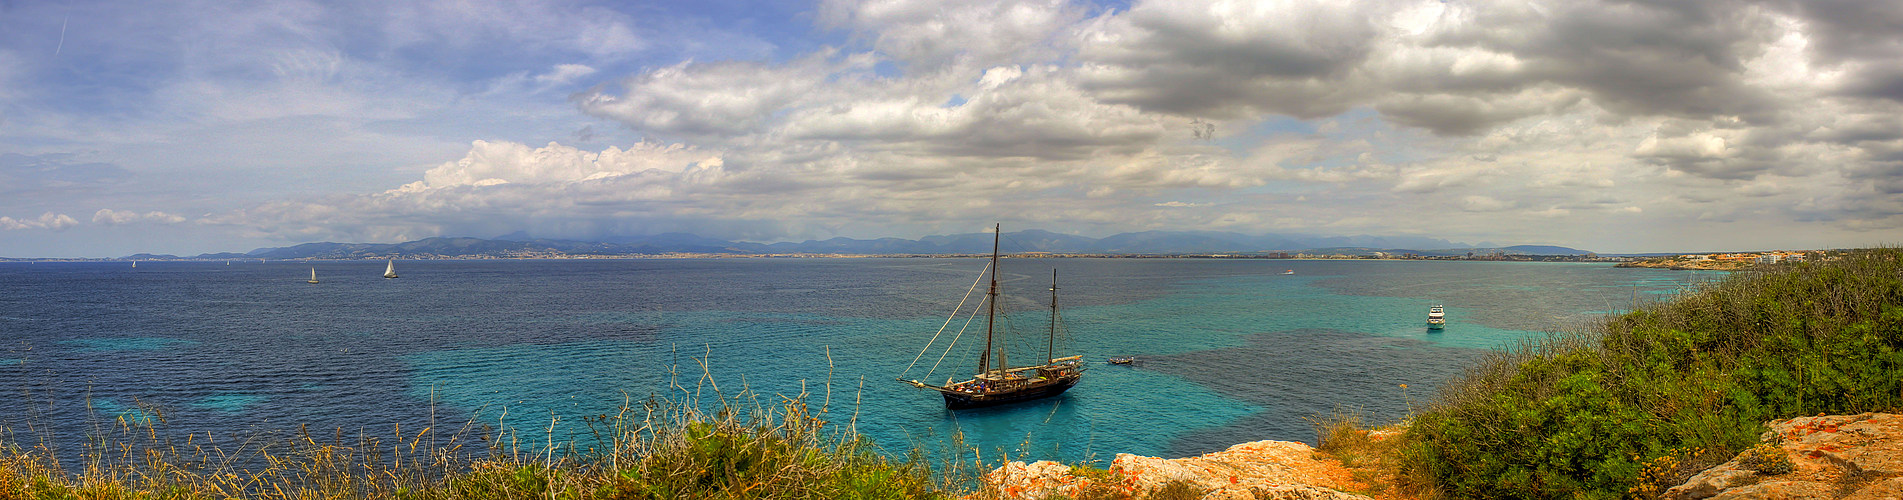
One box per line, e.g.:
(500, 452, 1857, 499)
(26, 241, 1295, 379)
(92, 209, 187, 225)
(403, 140, 721, 191)
(1, 212, 79, 231)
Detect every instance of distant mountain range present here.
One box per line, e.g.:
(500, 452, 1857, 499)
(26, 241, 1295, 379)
(120, 231, 1598, 260)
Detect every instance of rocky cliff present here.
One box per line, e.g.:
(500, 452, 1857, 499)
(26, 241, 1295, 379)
(1666, 413, 1903, 500)
(986, 412, 1903, 499)
(985, 440, 1371, 500)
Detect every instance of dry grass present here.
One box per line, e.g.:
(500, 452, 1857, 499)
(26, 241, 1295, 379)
(1305, 409, 1418, 500)
(0, 364, 954, 500)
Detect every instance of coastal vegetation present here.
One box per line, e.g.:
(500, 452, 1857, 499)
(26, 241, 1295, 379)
(1390, 248, 1903, 498)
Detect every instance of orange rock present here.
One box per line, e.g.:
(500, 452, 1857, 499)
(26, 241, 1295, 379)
(1669, 413, 1903, 500)
(985, 440, 1371, 500)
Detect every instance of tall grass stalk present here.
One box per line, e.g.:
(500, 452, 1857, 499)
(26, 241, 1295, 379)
(1, 355, 955, 499)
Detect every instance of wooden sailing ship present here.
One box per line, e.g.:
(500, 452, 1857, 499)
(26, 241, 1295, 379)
(899, 224, 1084, 409)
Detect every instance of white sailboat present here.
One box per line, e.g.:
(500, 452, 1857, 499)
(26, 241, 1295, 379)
(307, 267, 319, 284)
(382, 259, 399, 279)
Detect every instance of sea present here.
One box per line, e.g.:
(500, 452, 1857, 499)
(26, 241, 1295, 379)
(0, 258, 1720, 465)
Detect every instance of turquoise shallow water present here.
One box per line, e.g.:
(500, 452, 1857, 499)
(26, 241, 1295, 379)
(1, 258, 1719, 465)
(395, 259, 1717, 462)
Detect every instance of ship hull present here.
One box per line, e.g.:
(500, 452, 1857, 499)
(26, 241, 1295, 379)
(940, 376, 1079, 410)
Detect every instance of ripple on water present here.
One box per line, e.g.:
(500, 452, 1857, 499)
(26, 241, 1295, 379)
(61, 337, 199, 352)
(192, 394, 268, 413)
(89, 398, 161, 425)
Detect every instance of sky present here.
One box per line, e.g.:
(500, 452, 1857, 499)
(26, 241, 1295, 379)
(2, 0, 1900, 257)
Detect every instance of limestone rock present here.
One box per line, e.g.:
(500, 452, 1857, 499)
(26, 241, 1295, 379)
(1706, 480, 1832, 500)
(1844, 477, 1903, 500)
(984, 460, 1082, 499)
(1666, 413, 1903, 500)
(985, 440, 1371, 500)
(1666, 465, 1758, 500)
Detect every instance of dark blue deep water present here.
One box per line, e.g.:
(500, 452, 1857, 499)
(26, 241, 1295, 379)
(0, 258, 1718, 464)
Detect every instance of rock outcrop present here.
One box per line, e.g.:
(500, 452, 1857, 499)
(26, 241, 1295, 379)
(985, 440, 1371, 500)
(1666, 413, 1903, 500)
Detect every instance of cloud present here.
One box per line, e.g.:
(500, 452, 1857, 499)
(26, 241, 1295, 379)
(216, 131, 1257, 243)
(819, 0, 1084, 71)
(779, 64, 1169, 160)
(0, 153, 133, 191)
(1073, 0, 1386, 119)
(401, 139, 722, 190)
(1474, 1, 1783, 120)
(0, 212, 79, 231)
(1776, 0, 1903, 66)
(1373, 87, 1582, 136)
(92, 209, 187, 226)
(534, 64, 597, 86)
(1458, 195, 1512, 212)
(12, 0, 1903, 255)
(1839, 65, 1903, 101)
(555, 0, 1903, 246)
(575, 53, 865, 137)
(213, 139, 737, 242)
(382, 0, 645, 58)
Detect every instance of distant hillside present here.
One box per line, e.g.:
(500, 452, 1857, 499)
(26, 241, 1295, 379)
(172, 231, 1595, 260)
(1500, 245, 1594, 255)
(1403, 245, 1597, 257)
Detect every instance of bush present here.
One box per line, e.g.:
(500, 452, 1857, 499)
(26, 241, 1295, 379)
(1737, 442, 1793, 476)
(1398, 249, 1903, 498)
(1627, 446, 1727, 499)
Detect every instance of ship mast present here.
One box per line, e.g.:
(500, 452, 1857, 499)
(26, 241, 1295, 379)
(1048, 269, 1057, 363)
(979, 223, 1000, 377)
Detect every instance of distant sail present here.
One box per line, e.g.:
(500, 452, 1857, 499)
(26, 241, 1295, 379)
(307, 267, 319, 284)
(383, 259, 399, 279)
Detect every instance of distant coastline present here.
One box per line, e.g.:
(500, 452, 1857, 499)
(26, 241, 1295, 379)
(5, 251, 1630, 263)
(0, 232, 1831, 265)
(1614, 250, 1818, 271)
(1, 231, 1619, 262)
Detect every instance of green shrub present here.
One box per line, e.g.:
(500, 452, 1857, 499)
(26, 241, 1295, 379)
(1399, 249, 1903, 498)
